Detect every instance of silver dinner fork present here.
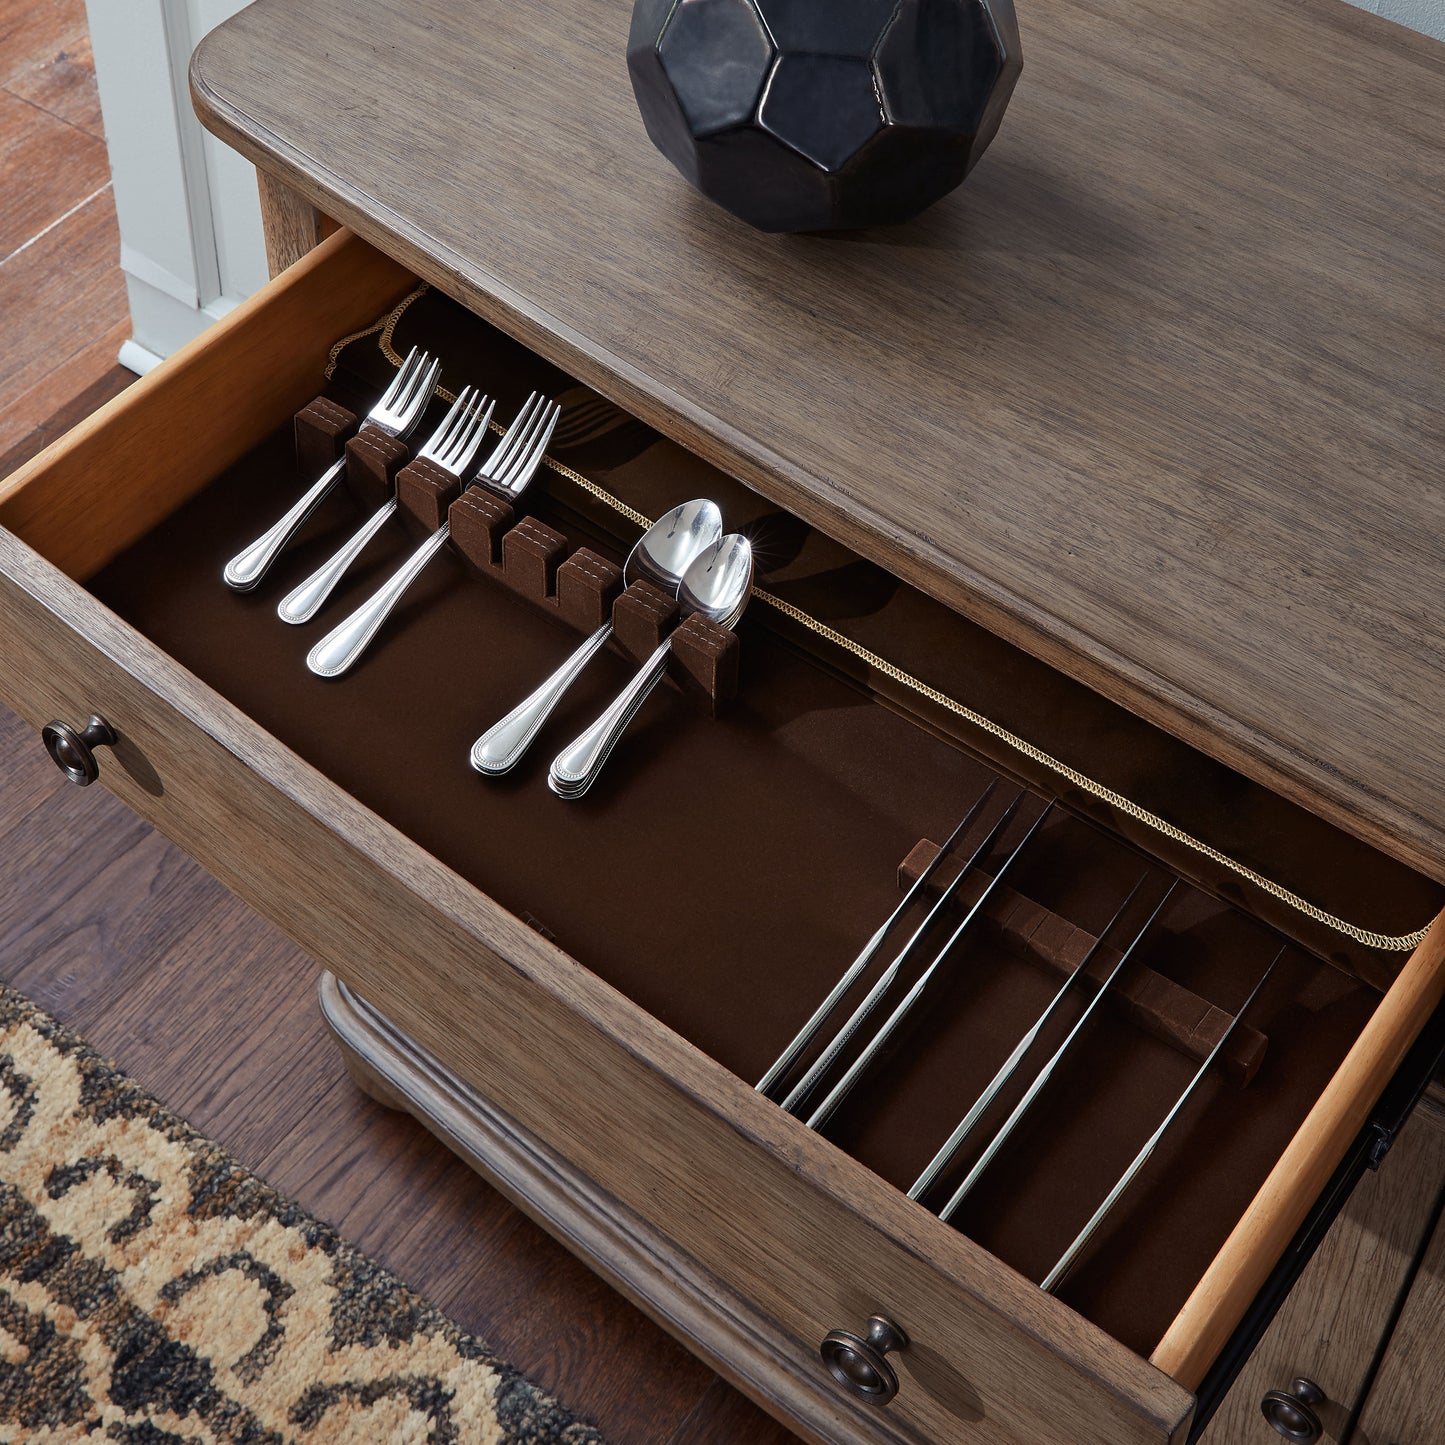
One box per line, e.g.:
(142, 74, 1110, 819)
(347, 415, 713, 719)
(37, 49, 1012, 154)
(277, 387, 495, 624)
(306, 392, 561, 678)
(223, 347, 441, 591)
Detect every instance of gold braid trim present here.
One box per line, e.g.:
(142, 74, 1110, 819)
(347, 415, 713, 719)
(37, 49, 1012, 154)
(337, 287, 1429, 953)
(323, 284, 430, 379)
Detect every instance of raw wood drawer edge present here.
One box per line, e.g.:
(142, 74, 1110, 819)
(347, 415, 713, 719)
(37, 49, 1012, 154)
(1153, 908, 1445, 1388)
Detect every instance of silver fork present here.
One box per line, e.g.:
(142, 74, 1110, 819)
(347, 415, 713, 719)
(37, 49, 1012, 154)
(223, 347, 440, 591)
(277, 387, 495, 624)
(306, 393, 561, 678)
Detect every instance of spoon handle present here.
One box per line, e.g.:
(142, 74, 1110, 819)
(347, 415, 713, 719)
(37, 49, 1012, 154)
(471, 622, 614, 776)
(548, 639, 671, 798)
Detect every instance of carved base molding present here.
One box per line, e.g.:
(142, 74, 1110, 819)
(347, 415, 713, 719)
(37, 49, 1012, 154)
(317, 973, 895, 1445)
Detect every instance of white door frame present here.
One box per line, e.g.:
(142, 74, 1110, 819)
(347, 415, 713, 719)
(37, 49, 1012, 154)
(87, 0, 269, 372)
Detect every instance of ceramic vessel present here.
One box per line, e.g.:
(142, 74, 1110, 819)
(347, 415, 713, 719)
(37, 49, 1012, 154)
(627, 0, 1023, 232)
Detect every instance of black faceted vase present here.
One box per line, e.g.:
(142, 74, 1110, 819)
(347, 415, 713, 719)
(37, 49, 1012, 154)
(627, 0, 1022, 233)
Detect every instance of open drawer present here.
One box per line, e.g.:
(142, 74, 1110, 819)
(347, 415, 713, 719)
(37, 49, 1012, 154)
(2, 229, 1443, 1445)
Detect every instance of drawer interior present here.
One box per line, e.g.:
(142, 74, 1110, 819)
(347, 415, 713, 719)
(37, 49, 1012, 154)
(3, 232, 1442, 1382)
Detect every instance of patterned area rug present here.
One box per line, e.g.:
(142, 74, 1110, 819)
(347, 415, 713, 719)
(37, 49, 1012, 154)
(0, 987, 604, 1443)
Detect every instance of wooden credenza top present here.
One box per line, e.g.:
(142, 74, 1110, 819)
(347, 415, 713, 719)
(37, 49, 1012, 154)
(192, 0, 1445, 882)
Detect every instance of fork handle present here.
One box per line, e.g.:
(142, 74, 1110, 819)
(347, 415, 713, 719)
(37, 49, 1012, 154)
(471, 622, 614, 776)
(307, 523, 451, 678)
(548, 639, 671, 798)
(223, 457, 346, 591)
(278, 498, 398, 624)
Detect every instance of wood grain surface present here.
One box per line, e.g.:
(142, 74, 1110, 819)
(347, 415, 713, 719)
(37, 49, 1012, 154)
(190, 0, 1445, 885)
(1351, 1156, 1445, 1445)
(1151, 912, 1445, 1389)
(6, 218, 1445, 1439)
(256, 168, 321, 278)
(1200, 1094, 1445, 1443)
(322, 975, 883, 1445)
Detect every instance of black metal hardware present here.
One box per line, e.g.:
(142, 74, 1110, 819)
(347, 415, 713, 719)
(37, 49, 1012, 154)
(1260, 1377, 1325, 1441)
(820, 1315, 907, 1405)
(41, 714, 118, 786)
(1367, 1119, 1395, 1170)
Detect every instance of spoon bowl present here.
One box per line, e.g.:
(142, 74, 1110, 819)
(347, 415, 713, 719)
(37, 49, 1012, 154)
(548, 532, 754, 798)
(470, 499, 723, 776)
(676, 532, 754, 628)
(629, 498, 724, 592)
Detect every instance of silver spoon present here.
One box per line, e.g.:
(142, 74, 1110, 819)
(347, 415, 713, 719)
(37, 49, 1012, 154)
(470, 499, 723, 776)
(548, 532, 754, 799)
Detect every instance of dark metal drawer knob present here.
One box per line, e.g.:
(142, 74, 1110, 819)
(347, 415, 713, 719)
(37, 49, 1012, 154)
(820, 1315, 908, 1406)
(42, 714, 118, 787)
(1260, 1377, 1326, 1442)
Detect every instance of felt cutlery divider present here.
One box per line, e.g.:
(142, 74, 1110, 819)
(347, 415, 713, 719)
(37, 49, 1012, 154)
(295, 396, 740, 713)
(301, 287, 1444, 979)
(898, 837, 1268, 1085)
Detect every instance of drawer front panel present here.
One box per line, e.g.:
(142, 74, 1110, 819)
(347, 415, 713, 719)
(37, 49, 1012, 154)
(1200, 1095, 1445, 1442)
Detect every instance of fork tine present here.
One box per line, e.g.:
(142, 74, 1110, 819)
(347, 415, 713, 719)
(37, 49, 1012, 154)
(392, 359, 429, 424)
(498, 393, 552, 474)
(444, 396, 496, 474)
(498, 401, 559, 491)
(477, 392, 541, 478)
(429, 387, 475, 459)
(521, 402, 561, 474)
(493, 399, 553, 483)
(409, 355, 444, 417)
(427, 390, 473, 462)
(475, 393, 535, 478)
(396, 356, 442, 435)
(437, 390, 481, 465)
(377, 346, 421, 411)
(501, 399, 558, 479)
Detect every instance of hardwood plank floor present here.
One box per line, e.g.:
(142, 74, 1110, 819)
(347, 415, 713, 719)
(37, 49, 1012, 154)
(1, 8, 103, 138)
(0, 87, 108, 255)
(0, 0, 125, 457)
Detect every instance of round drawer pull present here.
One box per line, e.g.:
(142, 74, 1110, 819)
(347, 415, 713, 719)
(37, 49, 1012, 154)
(820, 1315, 908, 1406)
(1260, 1377, 1326, 1442)
(41, 714, 118, 787)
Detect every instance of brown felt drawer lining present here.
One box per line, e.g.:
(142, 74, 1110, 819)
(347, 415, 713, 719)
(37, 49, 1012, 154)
(87, 406, 1373, 1359)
